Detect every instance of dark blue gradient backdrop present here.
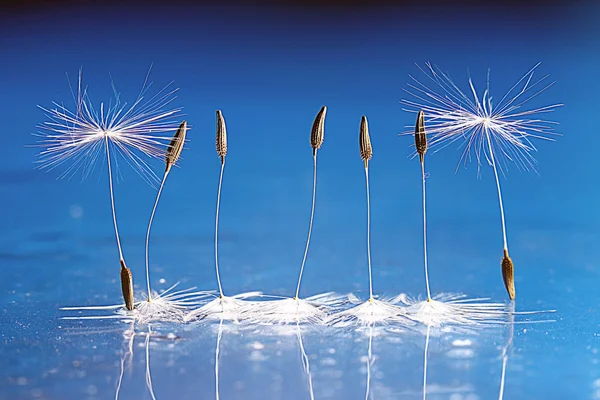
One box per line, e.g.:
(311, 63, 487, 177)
(0, 2, 598, 399)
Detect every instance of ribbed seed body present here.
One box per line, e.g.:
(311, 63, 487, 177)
(415, 110, 427, 162)
(311, 106, 327, 151)
(165, 120, 187, 173)
(120, 259, 134, 311)
(502, 249, 515, 300)
(359, 116, 372, 165)
(216, 110, 227, 160)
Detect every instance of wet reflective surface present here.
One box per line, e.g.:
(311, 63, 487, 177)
(2, 2, 600, 399)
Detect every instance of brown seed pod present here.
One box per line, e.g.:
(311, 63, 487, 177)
(216, 110, 227, 161)
(165, 120, 187, 173)
(120, 259, 135, 311)
(310, 106, 327, 154)
(359, 116, 372, 167)
(501, 249, 515, 300)
(415, 110, 427, 163)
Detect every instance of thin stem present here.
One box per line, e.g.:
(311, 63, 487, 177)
(215, 158, 225, 298)
(486, 130, 509, 251)
(421, 160, 431, 302)
(295, 151, 318, 300)
(365, 166, 373, 300)
(423, 324, 430, 400)
(105, 137, 124, 261)
(215, 319, 223, 400)
(145, 170, 169, 302)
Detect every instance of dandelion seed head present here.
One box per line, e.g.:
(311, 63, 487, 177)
(239, 298, 327, 325)
(402, 62, 561, 174)
(228, 292, 346, 325)
(327, 297, 413, 328)
(400, 293, 511, 327)
(60, 283, 213, 324)
(184, 292, 262, 323)
(35, 68, 184, 186)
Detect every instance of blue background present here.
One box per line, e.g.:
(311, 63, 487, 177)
(0, 2, 598, 399)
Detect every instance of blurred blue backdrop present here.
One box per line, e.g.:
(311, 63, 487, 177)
(0, 2, 598, 399)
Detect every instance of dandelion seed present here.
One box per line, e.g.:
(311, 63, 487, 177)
(414, 110, 432, 302)
(36, 68, 183, 310)
(295, 106, 327, 300)
(61, 283, 213, 324)
(402, 63, 561, 300)
(360, 116, 374, 300)
(233, 106, 344, 325)
(402, 112, 533, 326)
(214, 109, 227, 301)
(140, 121, 199, 321)
(329, 117, 410, 327)
(185, 111, 261, 322)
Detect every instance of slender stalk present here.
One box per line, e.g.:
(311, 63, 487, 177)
(215, 158, 225, 298)
(486, 131, 508, 252)
(365, 165, 373, 301)
(423, 324, 431, 400)
(106, 137, 134, 311)
(295, 150, 318, 300)
(486, 130, 515, 300)
(144, 170, 169, 302)
(420, 159, 431, 302)
(105, 137, 124, 260)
